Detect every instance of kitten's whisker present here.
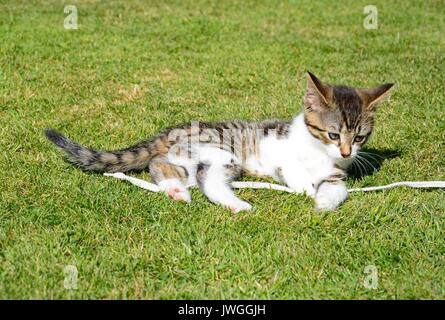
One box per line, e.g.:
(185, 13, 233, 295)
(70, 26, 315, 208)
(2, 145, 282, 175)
(350, 160, 360, 177)
(358, 151, 385, 161)
(358, 157, 369, 176)
(360, 156, 377, 171)
(357, 152, 379, 162)
(357, 154, 377, 173)
(360, 154, 379, 170)
(355, 158, 365, 177)
(352, 156, 365, 178)
(356, 155, 372, 174)
(358, 155, 374, 175)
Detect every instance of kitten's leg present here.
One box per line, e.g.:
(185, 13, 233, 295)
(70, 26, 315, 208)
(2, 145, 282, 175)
(149, 155, 191, 202)
(280, 165, 316, 197)
(315, 180, 348, 211)
(196, 161, 252, 213)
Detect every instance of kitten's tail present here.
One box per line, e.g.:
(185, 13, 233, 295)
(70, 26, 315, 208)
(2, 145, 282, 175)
(44, 129, 160, 172)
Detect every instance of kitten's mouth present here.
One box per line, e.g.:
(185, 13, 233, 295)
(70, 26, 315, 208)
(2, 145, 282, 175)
(335, 155, 355, 164)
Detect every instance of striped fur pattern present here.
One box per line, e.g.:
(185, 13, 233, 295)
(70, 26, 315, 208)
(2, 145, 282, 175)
(45, 119, 290, 176)
(46, 72, 393, 212)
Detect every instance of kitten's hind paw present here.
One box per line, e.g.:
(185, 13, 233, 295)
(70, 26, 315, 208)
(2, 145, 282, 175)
(158, 179, 191, 203)
(167, 187, 191, 203)
(226, 200, 252, 213)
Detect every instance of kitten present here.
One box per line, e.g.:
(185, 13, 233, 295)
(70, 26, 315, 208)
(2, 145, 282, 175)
(45, 72, 393, 212)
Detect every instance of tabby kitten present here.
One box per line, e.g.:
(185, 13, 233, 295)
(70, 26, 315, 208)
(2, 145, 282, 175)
(45, 72, 393, 212)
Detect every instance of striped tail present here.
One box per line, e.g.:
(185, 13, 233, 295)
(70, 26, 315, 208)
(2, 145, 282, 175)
(44, 129, 155, 172)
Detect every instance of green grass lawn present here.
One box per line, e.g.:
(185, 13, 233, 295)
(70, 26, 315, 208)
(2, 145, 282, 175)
(1, 0, 444, 299)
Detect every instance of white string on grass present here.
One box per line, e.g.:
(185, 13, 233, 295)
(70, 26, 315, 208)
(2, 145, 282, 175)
(104, 172, 445, 193)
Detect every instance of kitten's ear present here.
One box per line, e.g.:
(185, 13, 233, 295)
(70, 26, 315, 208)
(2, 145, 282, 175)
(358, 83, 394, 110)
(305, 72, 333, 110)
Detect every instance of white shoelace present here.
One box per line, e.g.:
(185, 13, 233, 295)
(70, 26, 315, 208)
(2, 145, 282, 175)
(104, 172, 445, 193)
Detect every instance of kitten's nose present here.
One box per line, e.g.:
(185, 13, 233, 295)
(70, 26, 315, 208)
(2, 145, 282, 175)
(340, 146, 351, 158)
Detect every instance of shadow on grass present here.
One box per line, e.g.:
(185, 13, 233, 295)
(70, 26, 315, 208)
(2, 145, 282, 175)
(347, 147, 400, 181)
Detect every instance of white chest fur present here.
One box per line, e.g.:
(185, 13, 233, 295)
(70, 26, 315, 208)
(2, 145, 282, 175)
(246, 113, 336, 185)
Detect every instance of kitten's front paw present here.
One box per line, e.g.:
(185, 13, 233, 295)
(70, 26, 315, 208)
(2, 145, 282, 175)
(304, 184, 316, 198)
(315, 182, 348, 211)
(315, 193, 339, 211)
(288, 182, 316, 198)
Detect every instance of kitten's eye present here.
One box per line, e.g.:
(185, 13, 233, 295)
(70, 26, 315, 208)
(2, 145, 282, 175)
(328, 132, 340, 140)
(354, 135, 365, 143)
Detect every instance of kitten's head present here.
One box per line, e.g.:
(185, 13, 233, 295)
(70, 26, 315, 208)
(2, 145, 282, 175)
(303, 72, 393, 161)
